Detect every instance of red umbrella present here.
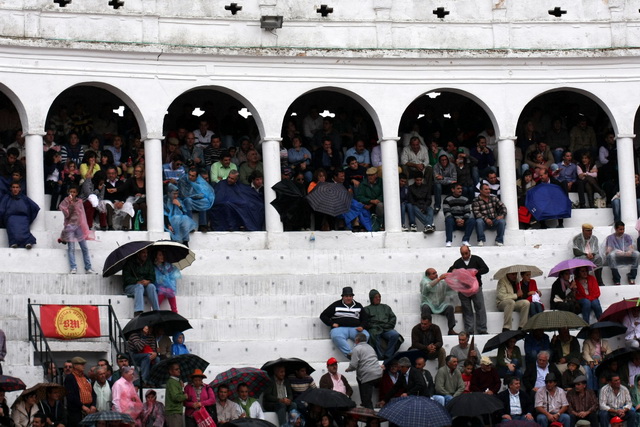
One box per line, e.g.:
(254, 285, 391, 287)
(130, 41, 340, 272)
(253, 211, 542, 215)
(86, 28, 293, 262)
(0, 375, 26, 392)
(600, 298, 640, 323)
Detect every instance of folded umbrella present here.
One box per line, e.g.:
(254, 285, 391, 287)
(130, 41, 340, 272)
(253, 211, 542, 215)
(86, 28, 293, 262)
(576, 321, 627, 339)
(483, 330, 526, 353)
(209, 367, 271, 400)
(548, 259, 598, 277)
(522, 310, 588, 331)
(147, 354, 209, 386)
(260, 357, 315, 376)
(294, 387, 355, 409)
(379, 395, 451, 427)
(525, 183, 572, 221)
(446, 392, 504, 417)
(122, 310, 192, 339)
(493, 265, 543, 280)
(305, 182, 352, 216)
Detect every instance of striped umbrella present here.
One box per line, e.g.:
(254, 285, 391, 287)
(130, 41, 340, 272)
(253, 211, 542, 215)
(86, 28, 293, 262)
(379, 395, 451, 427)
(0, 375, 26, 392)
(209, 367, 270, 400)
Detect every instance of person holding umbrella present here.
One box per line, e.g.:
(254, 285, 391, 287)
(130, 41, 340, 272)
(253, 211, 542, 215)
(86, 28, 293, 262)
(263, 365, 296, 426)
(550, 270, 580, 314)
(10, 390, 39, 427)
(184, 369, 216, 427)
(127, 325, 157, 386)
(496, 335, 524, 381)
(122, 248, 160, 317)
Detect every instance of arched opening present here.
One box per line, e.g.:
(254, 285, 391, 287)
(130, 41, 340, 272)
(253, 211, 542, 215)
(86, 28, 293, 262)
(0, 91, 22, 148)
(163, 88, 265, 232)
(517, 89, 614, 214)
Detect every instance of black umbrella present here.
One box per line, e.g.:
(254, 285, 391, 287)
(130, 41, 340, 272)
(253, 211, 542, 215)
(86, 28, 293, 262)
(122, 310, 192, 339)
(483, 330, 526, 353)
(294, 387, 356, 409)
(102, 240, 195, 277)
(446, 392, 504, 417)
(577, 321, 627, 339)
(79, 411, 135, 425)
(227, 419, 277, 427)
(147, 354, 209, 386)
(271, 180, 312, 228)
(260, 357, 315, 376)
(305, 182, 352, 216)
(383, 349, 424, 368)
(595, 347, 640, 378)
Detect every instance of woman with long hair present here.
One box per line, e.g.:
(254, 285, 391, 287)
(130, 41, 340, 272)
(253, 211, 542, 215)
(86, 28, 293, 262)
(576, 152, 606, 208)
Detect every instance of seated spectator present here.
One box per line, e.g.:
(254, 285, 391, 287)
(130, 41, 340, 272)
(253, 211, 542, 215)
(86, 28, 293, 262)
(566, 375, 599, 426)
(203, 134, 225, 170)
(210, 170, 265, 232)
(561, 358, 582, 391)
(38, 386, 67, 427)
(164, 184, 197, 245)
(434, 355, 465, 405)
(236, 382, 265, 420)
(475, 171, 501, 198)
(126, 325, 157, 386)
(287, 136, 312, 182)
(319, 357, 353, 397)
(536, 168, 567, 229)
(44, 149, 64, 210)
(314, 117, 342, 153)
(343, 139, 370, 168)
(546, 118, 570, 163)
(534, 373, 570, 427)
(11, 392, 40, 427)
(407, 175, 435, 234)
(210, 152, 237, 184)
(599, 374, 636, 427)
(472, 183, 507, 246)
(420, 268, 457, 336)
(410, 315, 445, 368)
(496, 272, 530, 332)
(550, 269, 580, 314)
(570, 115, 597, 160)
(163, 154, 186, 185)
(613, 175, 640, 223)
(312, 138, 342, 175)
(123, 164, 147, 231)
(79, 151, 101, 181)
(263, 365, 296, 426)
(180, 133, 204, 169)
(496, 336, 524, 381)
(606, 221, 640, 285)
(400, 137, 431, 179)
(470, 357, 501, 395)
(554, 151, 577, 193)
(249, 170, 264, 195)
(171, 332, 189, 356)
(461, 360, 473, 392)
(344, 156, 367, 191)
(497, 377, 534, 422)
(518, 271, 543, 316)
(140, 390, 165, 427)
(453, 150, 476, 201)
(238, 149, 263, 185)
(319, 287, 370, 358)
(356, 168, 384, 228)
(524, 330, 551, 367)
(122, 248, 159, 316)
(450, 332, 481, 369)
(184, 370, 216, 427)
(193, 120, 214, 149)
(215, 384, 243, 424)
(162, 137, 180, 164)
(289, 366, 317, 399)
(378, 359, 401, 401)
(100, 150, 121, 177)
(104, 165, 133, 230)
(523, 351, 561, 394)
(582, 327, 610, 390)
(443, 184, 475, 247)
(551, 327, 581, 366)
(105, 135, 129, 168)
(0, 182, 39, 249)
(576, 152, 605, 208)
(364, 289, 401, 360)
(399, 174, 412, 230)
(179, 168, 214, 232)
(523, 141, 555, 174)
(470, 135, 496, 183)
(60, 132, 84, 167)
(283, 409, 305, 427)
(433, 154, 457, 213)
(574, 266, 602, 323)
(379, 357, 434, 406)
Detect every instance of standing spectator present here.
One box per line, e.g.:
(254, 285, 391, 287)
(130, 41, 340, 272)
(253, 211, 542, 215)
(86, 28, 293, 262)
(345, 333, 382, 409)
(497, 377, 534, 422)
(319, 287, 370, 358)
(470, 357, 501, 395)
(140, 390, 165, 427)
(448, 246, 489, 335)
(59, 184, 96, 274)
(420, 268, 457, 335)
(496, 272, 530, 332)
(574, 266, 602, 323)
(443, 183, 475, 247)
(44, 149, 64, 210)
(569, 115, 597, 160)
(599, 374, 636, 427)
(472, 182, 507, 246)
(92, 367, 111, 412)
(433, 154, 457, 213)
(434, 355, 465, 405)
(534, 373, 570, 427)
(63, 357, 97, 427)
(122, 248, 159, 317)
(319, 357, 353, 397)
(0, 182, 39, 249)
(363, 289, 401, 360)
(566, 375, 598, 427)
(164, 363, 187, 427)
(184, 370, 216, 427)
(409, 315, 446, 368)
(112, 366, 143, 421)
(263, 365, 295, 426)
(605, 221, 640, 286)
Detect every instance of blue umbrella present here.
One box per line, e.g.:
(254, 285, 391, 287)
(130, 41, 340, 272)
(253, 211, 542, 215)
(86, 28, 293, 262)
(525, 183, 571, 221)
(379, 395, 451, 427)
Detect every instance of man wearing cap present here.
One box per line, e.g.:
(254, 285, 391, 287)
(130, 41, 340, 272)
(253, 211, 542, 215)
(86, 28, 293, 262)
(110, 353, 130, 383)
(599, 374, 636, 427)
(319, 358, 353, 397)
(364, 289, 402, 360)
(356, 168, 384, 227)
(497, 377, 534, 422)
(470, 357, 500, 395)
(566, 375, 598, 427)
(534, 373, 570, 427)
(64, 356, 97, 427)
(164, 362, 187, 427)
(572, 223, 604, 286)
(345, 333, 382, 409)
(320, 287, 370, 358)
(410, 315, 446, 368)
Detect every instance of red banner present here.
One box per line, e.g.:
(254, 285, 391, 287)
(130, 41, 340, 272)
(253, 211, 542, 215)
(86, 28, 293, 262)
(40, 305, 101, 339)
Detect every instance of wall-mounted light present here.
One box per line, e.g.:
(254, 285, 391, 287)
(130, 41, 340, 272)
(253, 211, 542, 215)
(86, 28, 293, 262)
(53, 0, 72, 6)
(225, 3, 242, 15)
(260, 16, 283, 30)
(108, 0, 124, 9)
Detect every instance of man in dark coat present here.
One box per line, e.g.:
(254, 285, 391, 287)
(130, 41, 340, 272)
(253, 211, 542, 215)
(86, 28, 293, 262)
(64, 357, 96, 427)
(448, 245, 489, 334)
(0, 182, 39, 249)
(497, 377, 535, 422)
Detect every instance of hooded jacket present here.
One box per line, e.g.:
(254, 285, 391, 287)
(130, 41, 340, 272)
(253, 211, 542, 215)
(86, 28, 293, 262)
(171, 332, 189, 356)
(363, 289, 397, 336)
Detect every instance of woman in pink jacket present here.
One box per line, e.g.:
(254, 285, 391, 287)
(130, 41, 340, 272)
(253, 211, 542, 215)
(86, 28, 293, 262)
(184, 369, 216, 427)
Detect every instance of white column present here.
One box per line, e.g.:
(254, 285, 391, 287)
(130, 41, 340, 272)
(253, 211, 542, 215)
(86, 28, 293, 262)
(497, 137, 518, 231)
(380, 137, 401, 232)
(144, 137, 164, 233)
(261, 137, 284, 233)
(25, 133, 45, 231)
(617, 135, 637, 225)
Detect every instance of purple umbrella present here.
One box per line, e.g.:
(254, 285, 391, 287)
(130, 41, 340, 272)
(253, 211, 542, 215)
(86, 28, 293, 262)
(548, 259, 598, 277)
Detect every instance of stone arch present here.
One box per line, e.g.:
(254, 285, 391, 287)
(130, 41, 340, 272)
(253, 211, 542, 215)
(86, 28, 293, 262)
(0, 83, 28, 143)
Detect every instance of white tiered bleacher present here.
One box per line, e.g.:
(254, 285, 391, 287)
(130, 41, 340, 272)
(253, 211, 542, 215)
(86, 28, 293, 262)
(1, 205, 636, 410)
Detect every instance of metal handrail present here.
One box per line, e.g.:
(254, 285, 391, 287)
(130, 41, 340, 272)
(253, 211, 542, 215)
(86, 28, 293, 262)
(27, 298, 61, 384)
